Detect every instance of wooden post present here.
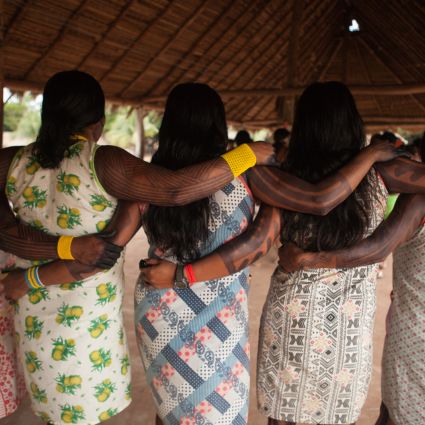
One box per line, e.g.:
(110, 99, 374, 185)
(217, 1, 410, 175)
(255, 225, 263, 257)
(135, 107, 145, 159)
(0, 0, 4, 148)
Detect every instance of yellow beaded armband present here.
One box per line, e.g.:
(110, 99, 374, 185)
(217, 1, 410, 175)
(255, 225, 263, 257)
(57, 236, 75, 260)
(221, 144, 257, 177)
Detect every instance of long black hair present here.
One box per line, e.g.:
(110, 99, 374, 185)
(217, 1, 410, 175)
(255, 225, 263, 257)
(33, 70, 105, 168)
(143, 83, 228, 262)
(281, 81, 376, 251)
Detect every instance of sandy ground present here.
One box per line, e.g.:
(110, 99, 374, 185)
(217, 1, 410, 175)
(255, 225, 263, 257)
(3, 229, 392, 425)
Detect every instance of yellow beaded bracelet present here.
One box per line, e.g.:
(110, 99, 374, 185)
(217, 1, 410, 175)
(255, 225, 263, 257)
(57, 235, 75, 260)
(221, 143, 257, 177)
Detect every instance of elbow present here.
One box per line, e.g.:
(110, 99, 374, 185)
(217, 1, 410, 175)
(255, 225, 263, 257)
(311, 197, 333, 216)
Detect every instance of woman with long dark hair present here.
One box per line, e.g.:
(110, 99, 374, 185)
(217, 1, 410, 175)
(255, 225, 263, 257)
(256, 82, 388, 425)
(278, 135, 425, 425)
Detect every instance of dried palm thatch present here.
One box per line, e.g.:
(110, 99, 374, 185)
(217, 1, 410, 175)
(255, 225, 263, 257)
(2, 0, 425, 132)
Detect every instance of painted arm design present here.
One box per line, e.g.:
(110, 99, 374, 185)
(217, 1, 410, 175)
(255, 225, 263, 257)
(139, 204, 282, 288)
(247, 140, 407, 215)
(94, 143, 274, 206)
(279, 193, 425, 271)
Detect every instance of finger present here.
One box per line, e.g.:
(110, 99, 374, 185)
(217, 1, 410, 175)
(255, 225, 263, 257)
(0, 283, 4, 294)
(95, 259, 116, 269)
(97, 230, 117, 238)
(145, 258, 161, 265)
(103, 243, 123, 253)
(102, 251, 122, 261)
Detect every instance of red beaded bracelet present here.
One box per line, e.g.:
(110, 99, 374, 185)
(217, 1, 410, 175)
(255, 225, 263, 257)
(184, 264, 197, 286)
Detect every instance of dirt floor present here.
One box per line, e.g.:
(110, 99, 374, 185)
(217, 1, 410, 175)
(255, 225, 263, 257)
(3, 229, 392, 425)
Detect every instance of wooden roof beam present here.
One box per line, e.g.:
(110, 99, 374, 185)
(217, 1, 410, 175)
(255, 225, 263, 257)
(99, 0, 176, 84)
(139, 83, 425, 104)
(212, 2, 291, 90)
(76, 0, 138, 69)
(139, 0, 235, 99)
(23, 0, 91, 79)
(355, 12, 425, 116)
(3, 0, 35, 42)
(187, 1, 268, 86)
(120, 1, 208, 96)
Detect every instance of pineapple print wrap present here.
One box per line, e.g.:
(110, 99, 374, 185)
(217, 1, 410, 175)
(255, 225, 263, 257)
(7, 141, 131, 424)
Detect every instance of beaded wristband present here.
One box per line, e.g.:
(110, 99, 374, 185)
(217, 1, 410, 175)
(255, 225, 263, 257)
(24, 266, 44, 289)
(221, 144, 256, 177)
(57, 236, 75, 260)
(184, 264, 197, 286)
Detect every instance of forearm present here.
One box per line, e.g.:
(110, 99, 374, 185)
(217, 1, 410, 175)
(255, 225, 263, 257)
(95, 145, 269, 206)
(100, 150, 233, 205)
(248, 146, 378, 215)
(0, 222, 59, 259)
(375, 157, 425, 193)
(191, 205, 281, 281)
(2, 260, 102, 300)
(297, 194, 425, 269)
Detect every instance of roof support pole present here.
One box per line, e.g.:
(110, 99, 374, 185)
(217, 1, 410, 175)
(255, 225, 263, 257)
(135, 107, 145, 159)
(0, 0, 4, 148)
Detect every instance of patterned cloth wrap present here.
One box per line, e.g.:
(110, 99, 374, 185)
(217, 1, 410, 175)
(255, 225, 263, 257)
(257, 170, 387, 424)
(6, 141, 131, 425)
(382, 224, 425, 425)
(135, 177, 254, 425)
(0, 251, 26, 419)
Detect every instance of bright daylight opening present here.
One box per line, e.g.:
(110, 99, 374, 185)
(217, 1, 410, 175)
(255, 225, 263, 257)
(348, 18, 360, 32)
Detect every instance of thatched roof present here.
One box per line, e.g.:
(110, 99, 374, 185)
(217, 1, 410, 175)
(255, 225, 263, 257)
(3, 0, 425, 130)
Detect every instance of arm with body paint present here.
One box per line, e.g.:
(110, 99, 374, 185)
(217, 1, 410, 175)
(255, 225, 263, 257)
(139, 204, 281, 289)
(278, 193, 425, 271)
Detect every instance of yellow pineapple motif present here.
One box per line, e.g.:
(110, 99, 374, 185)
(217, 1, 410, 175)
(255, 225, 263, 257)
(125, 383, 132, 401)
(98, 408, 119, 422)
(26, 155, 40, 175)
(51, 337, 77, 361)
(96, 220, 108, 232)
(56, 172, 81, 196)
(24, 315, 44, 340)
(118, 327, 125, 345)
(94, 379, 116, 402)
(88, 314, 111, 339)
(25, 351, 43, 373)
(56, 205, 82, 229)
(89, 348, 112, 371)
(90, 194, 113, 212)
(29, 219, 47, 232)
(60, 404, 85, 423)
(65, 143, 83, 159)
(38, 412, 50, 422)
(30, 382, 48, 404)
(55, 303, 84, 327)
(60, 281, 83, 291)
(22, 186, 47, 209)
(6, 176, 16, 196)
(28, 287, 50, 304)
(55, 373, 82, 395)
(121, 355, 130, 375)
(96, 282, 117, 305)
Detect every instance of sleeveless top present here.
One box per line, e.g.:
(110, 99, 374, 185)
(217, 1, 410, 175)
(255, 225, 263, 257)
(6, 140, 131, 425)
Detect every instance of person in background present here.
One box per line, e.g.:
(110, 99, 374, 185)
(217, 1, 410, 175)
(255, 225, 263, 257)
(273, 128, 290, 163)
(0, 250, 26, 419)
(234, 130, 253, 146)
